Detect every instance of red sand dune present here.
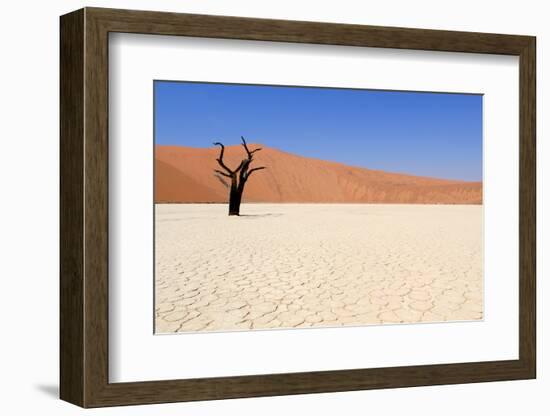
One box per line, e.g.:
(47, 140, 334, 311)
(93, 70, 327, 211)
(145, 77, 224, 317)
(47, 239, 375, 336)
(155, 144, 482, 204)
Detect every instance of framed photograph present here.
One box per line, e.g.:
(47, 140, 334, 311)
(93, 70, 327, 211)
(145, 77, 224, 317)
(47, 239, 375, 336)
(60, 7, 536, 408)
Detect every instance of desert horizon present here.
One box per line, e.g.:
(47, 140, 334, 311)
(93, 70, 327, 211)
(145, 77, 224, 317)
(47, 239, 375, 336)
(155, 144, 482, 205)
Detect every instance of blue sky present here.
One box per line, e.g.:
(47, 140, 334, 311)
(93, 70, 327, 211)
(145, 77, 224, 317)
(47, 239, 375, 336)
(154, 81, 482, 181)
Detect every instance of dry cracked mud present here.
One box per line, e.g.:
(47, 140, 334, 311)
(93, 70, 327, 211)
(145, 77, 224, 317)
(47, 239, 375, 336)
(155, 204, 482, 333)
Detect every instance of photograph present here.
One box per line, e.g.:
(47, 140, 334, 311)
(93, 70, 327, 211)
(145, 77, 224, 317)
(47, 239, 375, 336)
(52, 4, 538, 410)
(153, 81, 484, 334)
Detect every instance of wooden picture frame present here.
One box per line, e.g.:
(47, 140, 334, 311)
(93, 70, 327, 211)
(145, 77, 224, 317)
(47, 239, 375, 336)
(60, 7, 536, 408)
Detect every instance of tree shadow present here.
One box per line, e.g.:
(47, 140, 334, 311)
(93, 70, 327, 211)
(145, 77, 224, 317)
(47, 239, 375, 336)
(239, 213, 283, 218)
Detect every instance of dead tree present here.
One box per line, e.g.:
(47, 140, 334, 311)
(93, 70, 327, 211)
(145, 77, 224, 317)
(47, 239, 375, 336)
(213, 136, 266, 216)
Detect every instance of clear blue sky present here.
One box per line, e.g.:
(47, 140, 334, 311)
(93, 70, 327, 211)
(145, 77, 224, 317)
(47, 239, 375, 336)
(154, 81, 482, 181)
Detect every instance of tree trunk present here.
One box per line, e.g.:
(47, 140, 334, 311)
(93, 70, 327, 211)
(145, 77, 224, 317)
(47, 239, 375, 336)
(228, 182, 243, 216)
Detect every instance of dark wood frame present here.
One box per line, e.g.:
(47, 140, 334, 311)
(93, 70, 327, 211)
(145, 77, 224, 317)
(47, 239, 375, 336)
(60, 7, 536, 408)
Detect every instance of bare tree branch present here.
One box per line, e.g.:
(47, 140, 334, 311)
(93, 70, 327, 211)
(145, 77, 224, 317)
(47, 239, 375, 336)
(233, 159, 246, 174)
(213, 141, 225, 158)
(246, 166, 266, 178)
(241, 136, 262, 158)
(238, 159, 253, 187)
(213, 142, 233, 174)
(240, 136, 251, 156)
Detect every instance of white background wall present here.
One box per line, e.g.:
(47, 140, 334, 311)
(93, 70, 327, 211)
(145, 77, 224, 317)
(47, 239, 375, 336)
(0, 0, 546, 414)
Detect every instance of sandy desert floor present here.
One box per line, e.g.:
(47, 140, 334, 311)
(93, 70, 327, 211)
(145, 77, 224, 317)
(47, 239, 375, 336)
(155, 204, 483, 333)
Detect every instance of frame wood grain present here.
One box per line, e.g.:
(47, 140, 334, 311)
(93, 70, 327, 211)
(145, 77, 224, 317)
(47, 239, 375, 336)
(60, 7, 536, 408)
